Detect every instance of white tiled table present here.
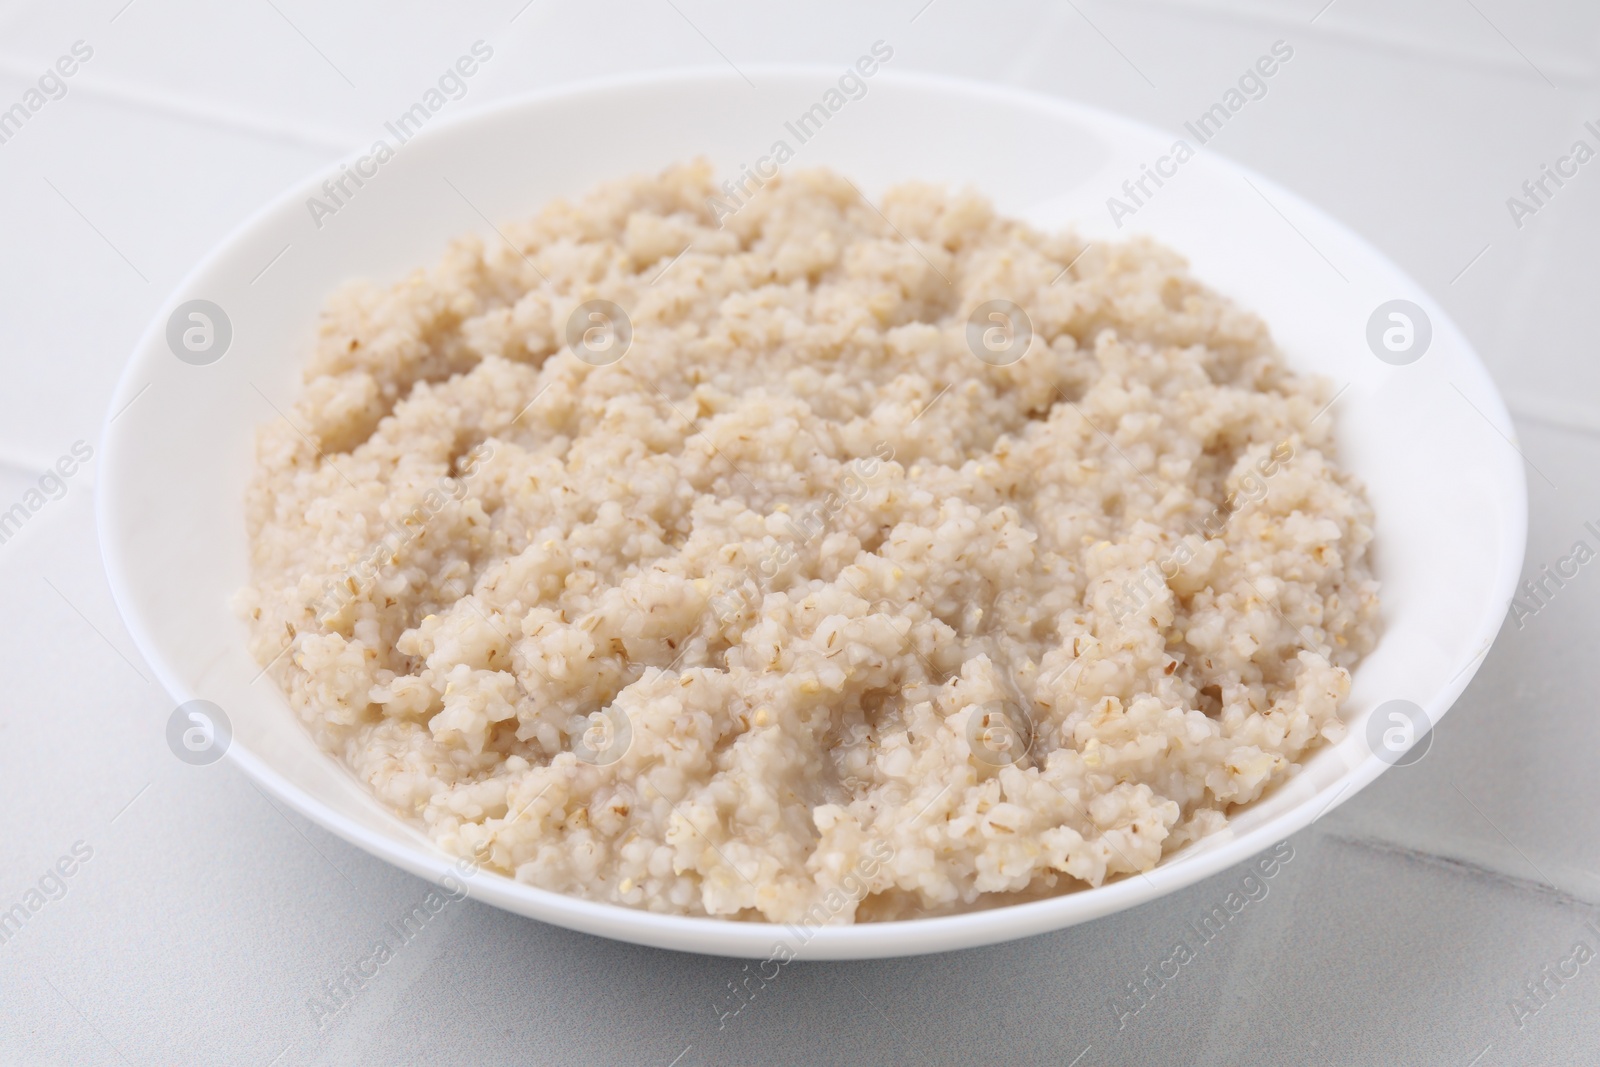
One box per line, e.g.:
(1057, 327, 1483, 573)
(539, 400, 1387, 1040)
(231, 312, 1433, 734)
(2, 2, 1597, 1063)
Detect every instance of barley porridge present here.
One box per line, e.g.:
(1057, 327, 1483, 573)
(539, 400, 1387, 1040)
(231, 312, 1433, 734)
(238, 163, 1379, 923)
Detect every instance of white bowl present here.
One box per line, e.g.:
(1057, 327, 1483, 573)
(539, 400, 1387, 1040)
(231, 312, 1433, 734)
(98, 67, 1526, 960)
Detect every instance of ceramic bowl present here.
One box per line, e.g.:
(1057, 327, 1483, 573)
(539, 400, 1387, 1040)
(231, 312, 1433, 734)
(98, 67, 1526, 959)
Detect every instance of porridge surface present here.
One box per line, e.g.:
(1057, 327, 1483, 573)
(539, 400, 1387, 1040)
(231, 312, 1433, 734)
(239, 163, 1379, 922)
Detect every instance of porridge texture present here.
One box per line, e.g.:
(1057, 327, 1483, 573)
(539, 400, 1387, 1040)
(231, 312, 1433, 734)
(239, 163, 1379, 922)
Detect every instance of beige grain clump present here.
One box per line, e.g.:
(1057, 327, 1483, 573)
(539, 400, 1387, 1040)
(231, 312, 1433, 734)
(238, 162, 1379, 922)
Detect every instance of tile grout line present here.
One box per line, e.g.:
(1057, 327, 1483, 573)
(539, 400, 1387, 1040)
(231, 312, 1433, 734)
(1324, 832, 1598, 909)
(0, 449, 51, 477)
(1506, 400, 1600, 441)
(1120, 0, 1594, 87)
(0, 54, 354, 153)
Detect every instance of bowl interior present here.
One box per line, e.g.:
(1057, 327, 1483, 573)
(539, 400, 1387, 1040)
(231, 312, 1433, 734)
(98, 67, 1525, 960)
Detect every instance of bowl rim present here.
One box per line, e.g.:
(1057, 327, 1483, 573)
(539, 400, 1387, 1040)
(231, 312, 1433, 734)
(96, 62, 1528, 960)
